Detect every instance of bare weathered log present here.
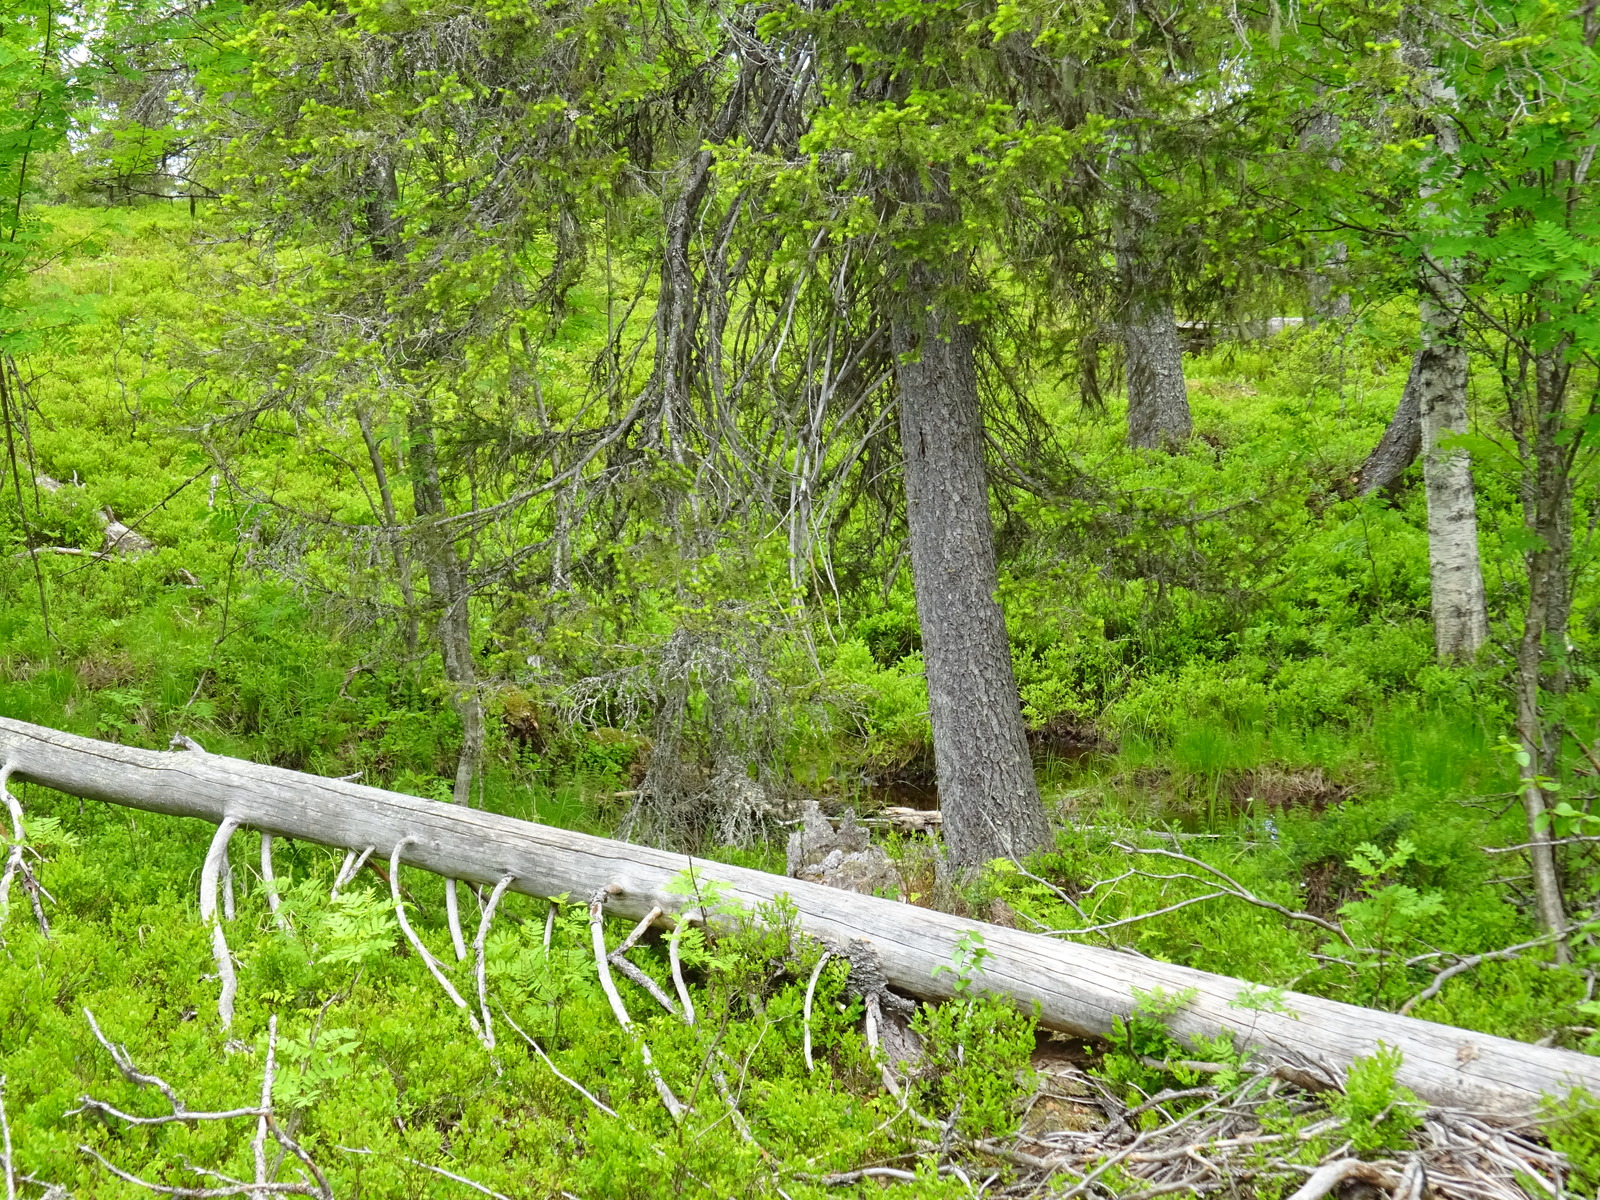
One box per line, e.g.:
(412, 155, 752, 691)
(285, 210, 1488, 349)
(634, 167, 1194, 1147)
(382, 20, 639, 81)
(0, 715, 1594, 1117)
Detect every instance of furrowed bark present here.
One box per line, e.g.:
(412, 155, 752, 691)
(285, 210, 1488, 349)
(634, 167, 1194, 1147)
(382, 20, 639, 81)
(892, 268, 1049, 870)
(1355, 353, 1422, 496)
(1121, 297, 1192, 452)
(1114, 197, 1191, 452)
(0, 715, 1593, 1116)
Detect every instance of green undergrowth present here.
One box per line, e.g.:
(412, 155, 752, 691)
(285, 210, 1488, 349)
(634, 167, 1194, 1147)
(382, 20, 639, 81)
(2, 206, 1599, 1193)
(0, 783, 1044, 1199)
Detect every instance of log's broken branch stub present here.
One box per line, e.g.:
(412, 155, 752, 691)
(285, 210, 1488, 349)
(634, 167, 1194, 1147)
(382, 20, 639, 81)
(0, 715, 1594, 1117)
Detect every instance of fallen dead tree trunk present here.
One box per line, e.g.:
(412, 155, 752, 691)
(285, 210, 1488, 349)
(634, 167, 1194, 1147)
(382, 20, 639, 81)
(0, 715, 1593, 1118)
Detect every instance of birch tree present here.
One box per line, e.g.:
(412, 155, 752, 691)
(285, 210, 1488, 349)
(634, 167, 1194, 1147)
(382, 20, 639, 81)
(1406, 31, 1489, 661)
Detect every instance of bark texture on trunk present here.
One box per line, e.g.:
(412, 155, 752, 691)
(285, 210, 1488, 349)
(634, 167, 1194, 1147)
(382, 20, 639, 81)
(1416, 295, 1488, 660)
(1307, 241, 1351, 326)
(2, 714, 1596, 1116)
(1407, 65, 1488, 662)
(892, 271, 1048, 870)
(1121, 292, 1192, 451)
(1355, 352, 1422, 496)
(1515, 347, 1573, 953)
(408, 403, 484, 809)
(1114, 200, 1191, 451)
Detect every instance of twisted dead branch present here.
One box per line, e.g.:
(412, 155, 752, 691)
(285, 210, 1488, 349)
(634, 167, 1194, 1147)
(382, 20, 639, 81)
(199, 819, 240, 1030)
(336, 1146, 510, 1200)
(668, 906, 701, 1024)
(4, 716, 1596, 1115)
(0, 764, 50, 937)
(387, 837, 485, 1044)
(330, 845, 375, 897)
(75, 1010, 332, 1200)
(949, 1063, 1567, 1200)
(445, 878, 468, 962)
(1, 1076, 13, 1200)
(803, 950, 832, 1072)
(1107, 842, 1355, 947)
(259, 834, 288, 932)
(473, 873, 516, 1049)
(498, 1008, 620, 1119)
(587, 884, 686, 1120)
(1400, 919, 1595, 1015)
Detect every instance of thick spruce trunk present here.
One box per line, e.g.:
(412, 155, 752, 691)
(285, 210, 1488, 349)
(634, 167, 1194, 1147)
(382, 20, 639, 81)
(1416, 295, 1488, 660)
(1121, 292, 1192, 451)
(891, 269, 1049, 870)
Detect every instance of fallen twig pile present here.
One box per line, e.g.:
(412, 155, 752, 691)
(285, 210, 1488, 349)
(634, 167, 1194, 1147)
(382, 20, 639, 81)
(914, 1055, 1572, 1199)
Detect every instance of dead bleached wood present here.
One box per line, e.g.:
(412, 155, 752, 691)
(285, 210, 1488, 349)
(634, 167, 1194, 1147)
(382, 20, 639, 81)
(588, 884, 685, 1120)
(0, 763, 51, 936)
(75, 1008, 332, 1200)
(259, 834, 288, 932)
(473, 874, 516, 1049)
(806, 953, 832, 1075)
(198, 820, 240, 1031)
(387, 838, 485, 1046)
(0, 715, 1595, 1118)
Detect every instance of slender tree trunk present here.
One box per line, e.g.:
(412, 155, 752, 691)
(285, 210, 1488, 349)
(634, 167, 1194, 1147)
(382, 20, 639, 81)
(357, 407, 421, 654)
(1515, 347, 1572, 956)
(1301, 108, 1351, 327)
(1407, 51, 1488, 661)
(1114, 199, 1191, 451)
(1355, 351, 1422, 496)
(1307, 241, 1352, 325)
(408, 402, 484, 811)
(892, 267, 1049, 870)
(1416, 292, 1488, 659)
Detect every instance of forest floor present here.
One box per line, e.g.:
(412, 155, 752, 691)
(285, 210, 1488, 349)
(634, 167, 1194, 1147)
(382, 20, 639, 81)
(0, 206, 1595, 1198)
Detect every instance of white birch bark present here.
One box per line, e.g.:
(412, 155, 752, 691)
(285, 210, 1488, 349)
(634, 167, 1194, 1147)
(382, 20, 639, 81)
(1413, 62, 1488, 660)
(1417, 292, 1488, 659)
